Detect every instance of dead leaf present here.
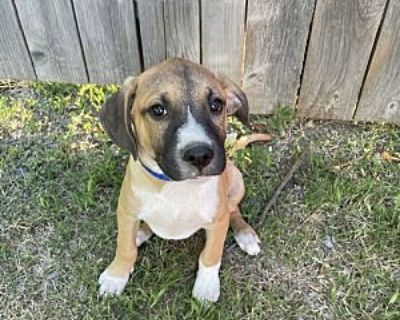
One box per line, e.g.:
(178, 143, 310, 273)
(381, 151, 400, 163)
(230, 133, 272, 155)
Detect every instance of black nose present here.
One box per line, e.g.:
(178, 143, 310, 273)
(183, 144, 214, 171)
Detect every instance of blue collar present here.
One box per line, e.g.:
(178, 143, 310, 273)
(139, 159, 172, 182)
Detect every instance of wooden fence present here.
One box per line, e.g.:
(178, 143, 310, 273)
(0, 0, 399, 123)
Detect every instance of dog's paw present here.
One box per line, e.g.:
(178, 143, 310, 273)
(98, 270, 129, 296)
(192, 274, 220, 303)
(234, 230, 261, 256)
(192, 262, 221, 303)
(136, 229, 152, 247)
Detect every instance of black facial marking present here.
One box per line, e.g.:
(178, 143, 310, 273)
(156, 111, 186, 180)
(193, 108, 225, 144)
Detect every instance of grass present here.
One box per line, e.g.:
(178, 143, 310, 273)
(0, 81, 399, 320)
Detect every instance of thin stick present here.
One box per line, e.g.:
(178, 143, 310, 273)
(227, 147, 309, 253)
(257, 147, 309, 227)
(332, 154, 365, 170)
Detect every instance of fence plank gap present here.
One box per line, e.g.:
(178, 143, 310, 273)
(244, 0, 316, 114)
(297, 0, 386, 120)
(355, 0, 400, 124)
(0, 0, 36, 80)
(73, 0, 141, 84)
(14, 0, 87, 83)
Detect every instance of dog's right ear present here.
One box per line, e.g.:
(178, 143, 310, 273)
(100, 77, 138, 159)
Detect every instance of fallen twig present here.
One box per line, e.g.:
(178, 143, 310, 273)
(332, 155, 365, 170)
(257, 147, 310, 228)
(227, 146, 309, 254)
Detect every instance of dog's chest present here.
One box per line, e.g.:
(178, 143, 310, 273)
(135, 177, 219, 240)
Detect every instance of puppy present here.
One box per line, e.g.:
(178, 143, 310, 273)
(99, 58, 261, 302)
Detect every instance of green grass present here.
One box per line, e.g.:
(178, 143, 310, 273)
(0, 81, 399, 319)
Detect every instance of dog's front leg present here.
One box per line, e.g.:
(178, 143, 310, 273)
(99, 176, 140, 296)
(192, 213, 230, 303)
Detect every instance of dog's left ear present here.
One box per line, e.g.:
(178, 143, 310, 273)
(100, 77, 138, 159)
(217, 74, 250, 127)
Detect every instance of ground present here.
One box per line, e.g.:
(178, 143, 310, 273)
(0, 81, 399, 320)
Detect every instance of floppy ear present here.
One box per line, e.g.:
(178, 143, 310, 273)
(218, 74, 250, 127)
(100, 77, 138, 159)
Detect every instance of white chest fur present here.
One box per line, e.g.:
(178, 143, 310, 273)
(134, 176, 220, 240)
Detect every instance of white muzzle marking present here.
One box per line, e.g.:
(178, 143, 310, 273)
(176, 108, 212, 151)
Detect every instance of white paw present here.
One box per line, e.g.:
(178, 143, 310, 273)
(136, 229, 152, 247)
(234, 231, 261, 256)
(192, 261, 221, 303)
(98, 270, 129, 296)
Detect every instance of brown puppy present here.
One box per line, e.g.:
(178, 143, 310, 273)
(99, 58, 260, 302)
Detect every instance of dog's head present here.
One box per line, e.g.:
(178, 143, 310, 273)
(101, 58, 249, 181)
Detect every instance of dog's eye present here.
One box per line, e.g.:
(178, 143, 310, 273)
(209, 98, 224, 114)
(149, 104, 168, 118)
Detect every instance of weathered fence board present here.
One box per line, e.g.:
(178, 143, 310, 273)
(297, 0, 386, 120)
(355, 0, 400, 123)
(201, 0, 246, 83)
(243, 0, 316, 114)
(0, 0, 35, 80)
(73, 0, 141, 83)
(137, 0, 166, 69)
(164, 0, 200, 63)
(14, 0, 87, 83)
